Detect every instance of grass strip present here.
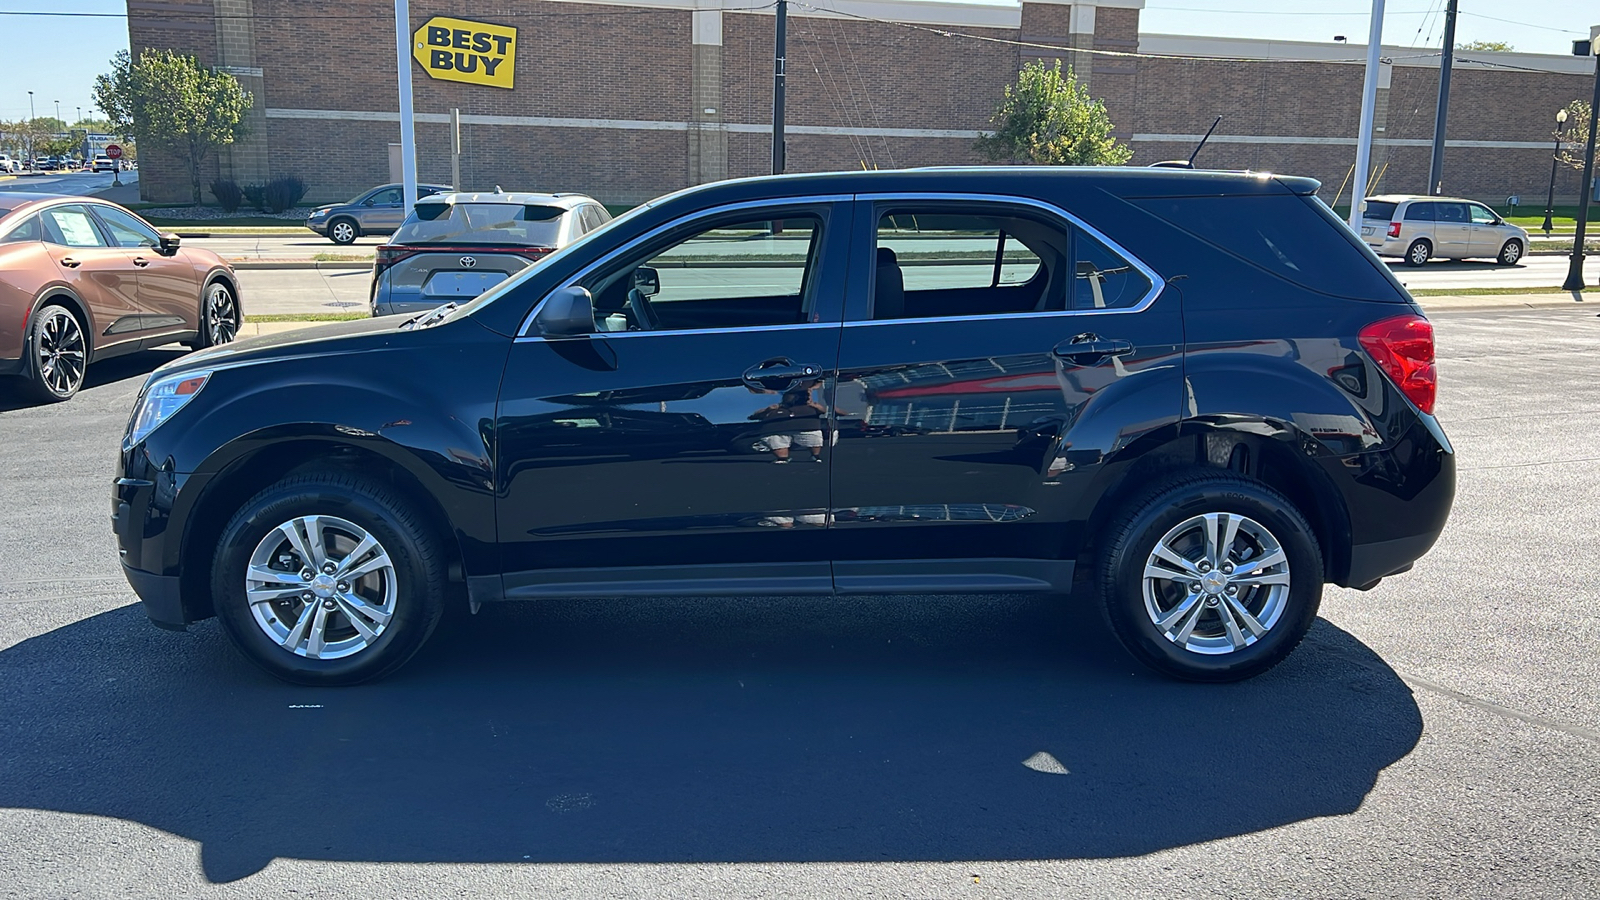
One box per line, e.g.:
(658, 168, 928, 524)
(244, 313, 370, 323)
(1408, 286, 1596, 297)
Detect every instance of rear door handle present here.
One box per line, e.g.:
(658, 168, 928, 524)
(743, 358, 823, 391)
(59, 257, 81, 268)
(132, 256, 150, 267)
(1051, 334, 1134, 366)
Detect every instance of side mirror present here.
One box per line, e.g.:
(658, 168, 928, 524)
(631, 266, 660, 297)
(536, 286, 597, 337)
(158, 233, 181, 255)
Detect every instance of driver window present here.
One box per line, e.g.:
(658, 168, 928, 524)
(587, 213, 822, 333)
(369, 188, 402, 206)
(1469, 205, 1497, 225)
(94, 206, 161, 248)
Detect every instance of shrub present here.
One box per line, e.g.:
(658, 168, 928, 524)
(209, 178, 243, 213)
(262, 175, 307, 213)
(240, 182, 267, 211)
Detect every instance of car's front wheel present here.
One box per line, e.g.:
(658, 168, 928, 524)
(21, 304, 88, 403)
(211, 472, 447, 685)
(187, 280, 240, 349)
(1497, 240, 1523, 266)
(328, 218, 359, 245)
(1097, 472, 1324, 682)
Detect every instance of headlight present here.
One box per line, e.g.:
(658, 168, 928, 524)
(308, 209, 328, 219)
(128, 370, 211, 445)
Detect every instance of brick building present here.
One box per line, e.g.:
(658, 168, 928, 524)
(126, 0, 1597, 208)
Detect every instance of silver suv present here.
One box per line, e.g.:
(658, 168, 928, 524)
(1360, 194, 1528, 266)
(305, 182, 452, 245)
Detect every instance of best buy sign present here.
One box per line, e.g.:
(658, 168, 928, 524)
(412, 16, 516, 89)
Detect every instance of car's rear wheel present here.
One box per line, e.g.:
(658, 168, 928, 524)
(1405, 239, 1432, 267)
(1097, 472, 1324, 682)
(328, 218, 359, 245)
(1497, 240, 1523, 266)
(211, 472, 447, 685)
(21, 304, 88, 403)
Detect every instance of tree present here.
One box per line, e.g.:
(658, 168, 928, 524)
(1457, 40, 1514, 52)
(975, 60, 1132, 166)
(93, 49, 251, 203)
(1556, 100, 1592, 173)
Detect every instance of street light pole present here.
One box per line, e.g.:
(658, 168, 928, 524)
(1347, 0, 1386, 231)
(1544, 108, 1569, 236)
(1561, 37, 1600, 293)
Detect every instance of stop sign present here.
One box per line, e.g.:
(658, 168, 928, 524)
(105, 144, 123, 160)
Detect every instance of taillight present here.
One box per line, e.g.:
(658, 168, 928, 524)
(1388, 222, 1402, 238)
(372, 245, 414, 282)
(1359, 314, 1435, 415)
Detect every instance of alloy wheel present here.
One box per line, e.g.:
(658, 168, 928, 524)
(245, 515, 398, 660)
(35, 310, 86, 397)
(1141, 512, 1291, 655)
(331, 221, 356, 244)
(206, 283, 239, 345)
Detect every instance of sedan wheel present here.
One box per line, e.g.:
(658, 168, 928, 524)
(202, 281, 240, 347)
(24, 305, 87, 403)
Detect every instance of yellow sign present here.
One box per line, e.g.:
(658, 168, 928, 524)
(412, 16, 516, 89)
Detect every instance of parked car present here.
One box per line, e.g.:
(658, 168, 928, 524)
(304, 182, 452, 245)
(0, 154, 18, 173)
(113, 167, 1454, 686)
(91, 155, 115, 173)
(0, 193, 241, 402)
(370, 191, 611, 318)
(1360, 194, 1529, 266)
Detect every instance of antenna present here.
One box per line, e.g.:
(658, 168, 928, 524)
(1188, 116, 1223, 167)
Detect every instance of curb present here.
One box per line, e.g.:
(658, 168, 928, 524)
(230, 260, 371, 270)
(1413, 293, 1592, 313)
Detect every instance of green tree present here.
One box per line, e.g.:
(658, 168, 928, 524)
(93, 49, 251, 203)
(1457, 40, 1514, 52)
(1556, 100, 1593, 173)
(975, 60, 1132, 166)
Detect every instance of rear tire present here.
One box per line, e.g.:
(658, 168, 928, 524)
(1404, 239, 1431, 267)
(1496, 240, 1523, 266)
(211, 472, 447, 685)
(21, 304, 88, 403)
(1097, 472, 1324, 682)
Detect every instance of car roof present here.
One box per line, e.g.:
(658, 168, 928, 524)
(417, 191, 595, 208)
(1365, 194, 1481, 204)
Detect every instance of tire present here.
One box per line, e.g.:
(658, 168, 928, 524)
(1404, 239, 1431, 267)
(1497, 240, 1523, 266)
(328, 218, 359, 245)
(21, 304, 88, 403)
(187, 279, 241, 350)
(1097, 471, 1324, 682)
(210, 471, 447, 685)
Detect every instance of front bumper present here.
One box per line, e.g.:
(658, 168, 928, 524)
(120, 563, 189, 631)
(305, 219, 330, 235)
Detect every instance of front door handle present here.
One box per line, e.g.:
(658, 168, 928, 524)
(1051, 334, 1134, 366)
(743, 358, 823, 391)
(59, 257, 82, 268)
(132, 256, 150, 267)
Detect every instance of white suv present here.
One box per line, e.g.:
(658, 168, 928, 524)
(0, 154, 17, 173)
(1360, 195, 1529, 266)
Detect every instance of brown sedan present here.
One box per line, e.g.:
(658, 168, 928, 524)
(0, 194, 241, 402)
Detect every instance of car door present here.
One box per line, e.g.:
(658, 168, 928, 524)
(357, 187, 405, 233)
(1430, 202, 1472, 258)
(493, 197, 851, 598)
(1467, 203, 1504, 258)
(828, 195, 1182, 593)
(35, 204, 146, 353)
(91, 204, 201, 339)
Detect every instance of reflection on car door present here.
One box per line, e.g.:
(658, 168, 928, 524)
(92, 204, 200, 339)
(1431, 202, 1472, 258)
(493, 200, 852, 598)
(828, 197, 1183, 593)
(37, 204, 145, 353)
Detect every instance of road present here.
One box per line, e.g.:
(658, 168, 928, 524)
(0, 306, 1596, 897)
(0, 169, 132, 195)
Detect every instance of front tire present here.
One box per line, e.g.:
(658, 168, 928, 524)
(1404, 239, 1432, 267)
(328, 218, 359, 245)
(187, 280, 240, 350)
(1497, 240, 1523, 266)
(1097, 472, 1324, 682)
(211, 472, 447, 685)
(21, 304, 88, 403)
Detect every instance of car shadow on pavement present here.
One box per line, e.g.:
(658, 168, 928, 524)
(0, 349, 186, 412)
(0, 593, 1421, 883)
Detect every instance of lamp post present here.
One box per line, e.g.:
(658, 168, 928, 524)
(26, 91, 34, 165)
(53, 100, 59, 124)
(1544, 108, 1569, 236)
(1561, 34, 1600, 293)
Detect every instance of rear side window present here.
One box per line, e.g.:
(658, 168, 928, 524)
(1132, 194, 1404, 301)
(1404, 203, 1436, 221)
(392, 203, 565, 246)
(1, 215, 43, 243)
(1363, 201, 1397, 221)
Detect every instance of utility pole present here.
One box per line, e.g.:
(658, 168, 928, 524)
(1561, 35, 1600, 292)
(394, 0, 418, 217)
(771, 0, 787, 175)
(1348, 0, 1386, 231)
(1427, 0, 1458, 195)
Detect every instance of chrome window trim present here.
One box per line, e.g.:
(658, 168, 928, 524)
(513, 321, 840, 344)
(856, 191, 1167, 321)
(516, 194, 854, 337)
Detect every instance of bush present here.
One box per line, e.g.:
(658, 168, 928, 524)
(262, 175, 307, 213)
(240, 182, 266, 211)
(209, 178, 243, 213)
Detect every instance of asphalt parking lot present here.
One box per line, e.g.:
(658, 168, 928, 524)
(1, 306, 1597, 898)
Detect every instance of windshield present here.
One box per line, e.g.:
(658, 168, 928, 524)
(392, 202, 565, 246)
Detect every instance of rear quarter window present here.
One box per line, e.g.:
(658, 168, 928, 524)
(1131, 194, 1407, 302)
(1363, 201, 1397, 221)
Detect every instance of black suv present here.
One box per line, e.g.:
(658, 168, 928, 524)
(113, 168, 1454, 685)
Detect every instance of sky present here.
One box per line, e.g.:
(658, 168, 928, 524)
(0, 0, 1594, 123)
